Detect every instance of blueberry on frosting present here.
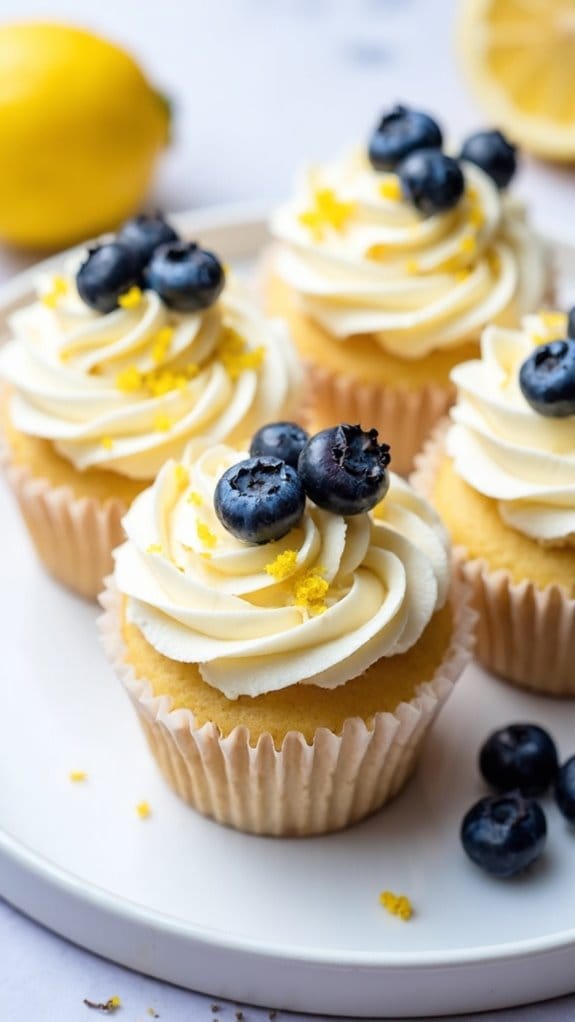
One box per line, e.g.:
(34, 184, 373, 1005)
(368, 105, 443, 171)
(460, 130, 517, 190)
(250, 422, 309, 469)
(519, 338, 575, 417)
(555, 756, 575, 823)
(144, 241, 225, 311)
(214, 456, 305, 544)
(117, 213, 180, 270)
(298, 424, 390, 516)
(398, 149, 465, 216)
(76, 242, 140, 314)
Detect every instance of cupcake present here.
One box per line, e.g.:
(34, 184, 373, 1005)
(268, 106, 547, 474)
(99, 423, 474, 836)
(413, 311, 575, 696)
(0, 215, 299, 598)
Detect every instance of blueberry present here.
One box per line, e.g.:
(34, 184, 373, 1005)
(567, 307, 575, 340)
(519, 339, 575, 418)
(298, 424, 390, 516)
(145, 242, 225, 311)
(555, 756, 575, 823)
(460, 129, 517, 190)
(368, 104, 443, 171)
(461, 793, 547, 878)
(398, 149, 465, 215)
(76, 242, 140, 314)
(117, 213, 180, 270)
(214, 456, 305, 544)
(249, 422, 309, 470)
(480, 724, 558, 797)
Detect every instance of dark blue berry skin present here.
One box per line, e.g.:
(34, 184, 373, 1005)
(117, 214, 180, 271)
(461, 793, 547, 878)
(249, 422, 309, 470)
(368, 105, 443, 171)
(298, 424, 390, 516)
(145, 242, 225, 311)
(76, 242, 140, 314)
(214, 456, 305, 544)
(519, 339, 575, 418)
(567, 307, 575, 340)
(460, 130, 517, 189)
(398, 149, 465, 215)
(480, 724, 558, 797)
(555, 756, 575, 823)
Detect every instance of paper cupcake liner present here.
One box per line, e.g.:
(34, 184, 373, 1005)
(412, 427, 575, 697)
(303, 362, 453, 477)
(98, 577, 475, 836)
(2, 451, 127, 601)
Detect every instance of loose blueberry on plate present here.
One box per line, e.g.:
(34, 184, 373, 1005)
(479, 724, 558, 796)
(460, 129, 517, 189)
(76, 242, 140, 314)
(368, 104, 443, 171)
(567, 306, 575, 340)
(250, 422, 309, 470)
(117, 213, 180, 271)
(461, 793, 547, 878)
(555, 756, 575, 823)
(398, 149, 464, 215)
(298, 424, 390, 516)
(519, 338, 575, 417)
(145, 241, 225, 311)
(214, 456, 305, 544)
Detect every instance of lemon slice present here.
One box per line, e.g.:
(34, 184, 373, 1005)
(457, 0, 575, 161)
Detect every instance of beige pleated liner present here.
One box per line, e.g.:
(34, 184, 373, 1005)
(412, 429, 575, 697)
(4, 456, 127, 600)
(99, 578, 475, 837)
(303, 361, 453, 477)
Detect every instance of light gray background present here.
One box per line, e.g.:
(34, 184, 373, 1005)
(1, 1, 574, 1019)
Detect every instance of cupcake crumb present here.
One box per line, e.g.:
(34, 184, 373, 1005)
(379, 890, 413, 921)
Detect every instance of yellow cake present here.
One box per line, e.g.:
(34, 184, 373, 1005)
(0, 233, 299, 598)
(414, 311, 575, 695)
(268, 116, 546, 474)
(100, 436, 474, 835)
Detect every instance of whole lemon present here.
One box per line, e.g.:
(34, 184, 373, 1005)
(0, 22, 170, 249)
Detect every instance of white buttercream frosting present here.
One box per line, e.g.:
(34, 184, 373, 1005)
(270, 150, 546, 358)
(0, 257, 299, 479)
(114, 444, 450, 699)
(448, 313, 575, 546)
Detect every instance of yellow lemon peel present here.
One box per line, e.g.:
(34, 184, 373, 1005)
(379, 176, 402, 202)
(151, 325, 174, 364)
(69, 770, 87, 783)
(153, 413, 172, 432)
(219, 327, 265, 381)
(101, 435, 114, 450)
(118, 285, 143, 309)
(41, 274, 68, 308)
(116, 365, 143, 393)
(187, 490, 203, 506)
(379, 890, 413, 921)
(136, 801, 151, 819)
(298, 187, 356, 240)
(197, 521, 217, 549)
(265, 549, 298, 580)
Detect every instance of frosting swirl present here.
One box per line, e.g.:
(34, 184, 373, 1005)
(448, 313, 575, 546)
(270, 150, 546, 358)
(0, 258, 299, 479)
(114, 445, 450, 699)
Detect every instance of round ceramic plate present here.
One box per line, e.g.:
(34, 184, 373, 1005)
(1, 209, 575, 1019)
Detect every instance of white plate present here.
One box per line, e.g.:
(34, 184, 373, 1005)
(1, 209, 575, 1019)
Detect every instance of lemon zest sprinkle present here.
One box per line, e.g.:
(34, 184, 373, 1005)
(101, 435, 114, 451)
(69, 770, 87, 783)
(265, 549, 298, 581)
(187, 490, 203, 506)
(197, 521, 217, 549)
(459, 234, 475, 255)
(456, 268, 471, 284)
(469, 205, 485, 229)
(116, 365, 143, 393)
(151, 325, 174, 364)
(153, 413, 172, 432)
(294, 571, 329, 610)
(379, 176, 402, 202)
(174, 464, 189, 488)
(298, 187, 356, 240)
(201, 551, 213, 560)
(136, 801, 151, 819)
(405, 259, 419, 275)
(118, 286, 143, 309)
(146, 543, 163, 555)
(219, 327, 265, 381)
(539, 310, 566, 334)
(41, 275, 68, 309)
(379, 890, 413, 921)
